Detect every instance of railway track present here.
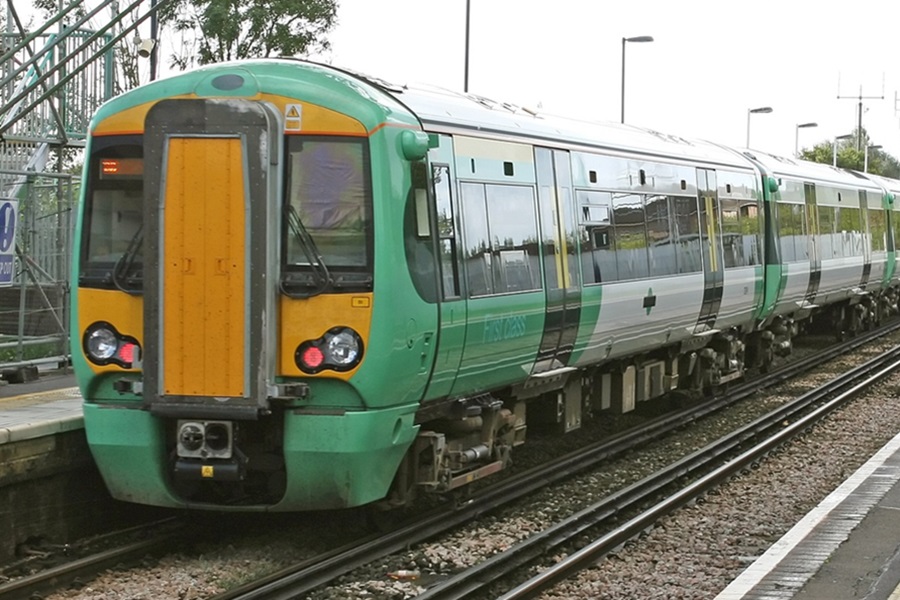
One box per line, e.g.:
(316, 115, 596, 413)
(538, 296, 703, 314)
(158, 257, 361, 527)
(3, 323, 896, 600)
(0, 519, 185, 600)
(428, 339, 900, 599)
(206, 324, 900, 600)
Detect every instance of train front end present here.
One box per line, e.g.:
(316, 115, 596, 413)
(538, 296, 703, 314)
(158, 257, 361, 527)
(72, 60, 431, 510)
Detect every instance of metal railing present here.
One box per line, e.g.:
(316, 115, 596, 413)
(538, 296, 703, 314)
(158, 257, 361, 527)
(0, 11, 115, 371)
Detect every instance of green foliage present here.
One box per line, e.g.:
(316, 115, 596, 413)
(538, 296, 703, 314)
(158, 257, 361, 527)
(0, 340, 64, 363)
(32, 0, 87, 22)
(159, 0, 338, 69)
(798, 127, 900, 178)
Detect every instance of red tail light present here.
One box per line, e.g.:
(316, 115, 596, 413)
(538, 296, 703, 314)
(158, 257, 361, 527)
(300, 345, 325, 370)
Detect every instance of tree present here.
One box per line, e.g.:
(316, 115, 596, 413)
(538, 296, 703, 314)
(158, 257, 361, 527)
(159, 0, 337, 70)
(799, 127, 900, 178)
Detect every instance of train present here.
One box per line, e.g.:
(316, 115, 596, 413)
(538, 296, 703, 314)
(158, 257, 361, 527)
(72, 58, 900, 511)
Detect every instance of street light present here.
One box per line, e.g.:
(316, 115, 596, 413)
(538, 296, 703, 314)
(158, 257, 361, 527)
(620, 35, 654, 124)
(745, 106, 773, 148)
(865, 144, 882, 173)
(794, 122, 818, 157)
(833, 133, 854, 167)
(464, 0, 471, 92)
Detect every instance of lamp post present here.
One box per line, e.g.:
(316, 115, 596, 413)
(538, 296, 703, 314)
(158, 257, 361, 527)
(620, 35, 654, 124)
(794, 122, 818, 157)
(149, 0, 158, 81)
(865, 144, 882, 173)
(745, 106, 773, 148)
(463, 0, 470, 92)
(833, 134, 854, 167)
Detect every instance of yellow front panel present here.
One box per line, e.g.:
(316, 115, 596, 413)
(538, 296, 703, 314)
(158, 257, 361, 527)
(279, 294, 373, 379)
(78, 289, 143, 374)
(163, 137, 246, 396)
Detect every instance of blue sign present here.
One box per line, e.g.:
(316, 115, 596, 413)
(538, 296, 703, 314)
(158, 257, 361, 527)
(0, 201, 17, 287)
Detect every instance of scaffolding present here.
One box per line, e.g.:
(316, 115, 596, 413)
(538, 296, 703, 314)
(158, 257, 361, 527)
(0, 1, 122, 372)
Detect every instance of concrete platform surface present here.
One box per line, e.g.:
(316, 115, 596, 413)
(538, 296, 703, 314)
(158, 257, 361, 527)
(716, 431, 900, 599)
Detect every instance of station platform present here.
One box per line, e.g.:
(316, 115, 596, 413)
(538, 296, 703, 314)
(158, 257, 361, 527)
(0, 369, 144, 566)
(716, 430, 900, 600)
(0, 368, 82, 444)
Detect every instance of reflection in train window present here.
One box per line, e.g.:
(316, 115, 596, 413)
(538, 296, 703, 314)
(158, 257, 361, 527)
(612, 193, 649, 281)
(460, 182, 540, 296)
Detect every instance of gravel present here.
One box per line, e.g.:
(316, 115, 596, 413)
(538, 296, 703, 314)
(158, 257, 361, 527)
(40, 331, 900, 600)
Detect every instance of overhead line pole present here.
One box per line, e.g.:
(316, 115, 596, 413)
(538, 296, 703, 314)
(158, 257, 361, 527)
(837, 79, 884, 150)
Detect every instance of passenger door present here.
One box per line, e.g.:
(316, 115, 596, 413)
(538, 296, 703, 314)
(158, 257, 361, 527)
(421, 136, 466, 400)
(694, 168, 724, 333)
(532, 147, 581, 373)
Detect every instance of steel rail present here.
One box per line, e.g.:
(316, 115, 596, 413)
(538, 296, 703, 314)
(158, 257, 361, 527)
(0, 519, 185, 600)
(211, 324, 900, 600)
(489, 346, 900, 599)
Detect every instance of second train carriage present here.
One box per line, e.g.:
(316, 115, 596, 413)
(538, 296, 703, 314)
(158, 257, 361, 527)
(72, 59, 900, 511)
(746, 150, 894, 341)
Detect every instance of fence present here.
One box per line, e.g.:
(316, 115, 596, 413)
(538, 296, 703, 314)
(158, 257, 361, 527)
(0, 22, 115, 370)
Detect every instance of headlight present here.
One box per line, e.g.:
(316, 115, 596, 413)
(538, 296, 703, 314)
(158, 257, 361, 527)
(87, 326, 117, 360)
(326, 330, 360, 366)
(83, 321, 141, 368)
(295, 327, 364, 374)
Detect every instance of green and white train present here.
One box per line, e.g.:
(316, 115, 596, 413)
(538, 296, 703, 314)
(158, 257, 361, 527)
(72, 59, 899, 511)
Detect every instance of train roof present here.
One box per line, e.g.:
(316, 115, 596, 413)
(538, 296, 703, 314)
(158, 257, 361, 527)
(350, 69, 755, 171)
(743, 149, 885, 192)
(859, 171, 900, 197)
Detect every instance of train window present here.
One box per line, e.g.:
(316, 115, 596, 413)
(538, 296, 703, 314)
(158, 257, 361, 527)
(612, 193, 649, 280)
(672, 196, 702, 273)
(485, 185, 540, 293)
(404, 161, 438, 303)
(460, 182, 540, 296)
(284, 137, 372, 275)
(838, 206, 863, 257)
(740, 201, 762, 266)
(583, 205, 609, 222)
(719, 204, 741, 268)
(869, 208, 887, 252)
(86, 189, 143, 264)
(645, 195, 675, 276)
(433, 165, 460, 297)
(717, 196, 760, 268)
(779, 203, 795, 262)
(893, 211, 900, 254)
(577, 190, 615, 284)
(80, 136, 144, 290)
(777, 202, 807, 262)
(818, 205, 836, 258)
(460, 183, 492, 296)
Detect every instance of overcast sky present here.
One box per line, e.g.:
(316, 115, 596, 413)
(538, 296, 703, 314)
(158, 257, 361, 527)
(313, 0, 900, 160)
(16, 0, 900, 159)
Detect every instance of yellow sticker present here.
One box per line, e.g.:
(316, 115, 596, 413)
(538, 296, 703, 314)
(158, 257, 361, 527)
(351, 296, 370, 308)
(201, 465, 214, 478)
(285, 103, 302, 131)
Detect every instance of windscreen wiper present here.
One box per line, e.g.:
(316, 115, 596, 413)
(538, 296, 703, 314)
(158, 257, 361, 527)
(282, 204, 332, 298)
(111, 224, 143, 295)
